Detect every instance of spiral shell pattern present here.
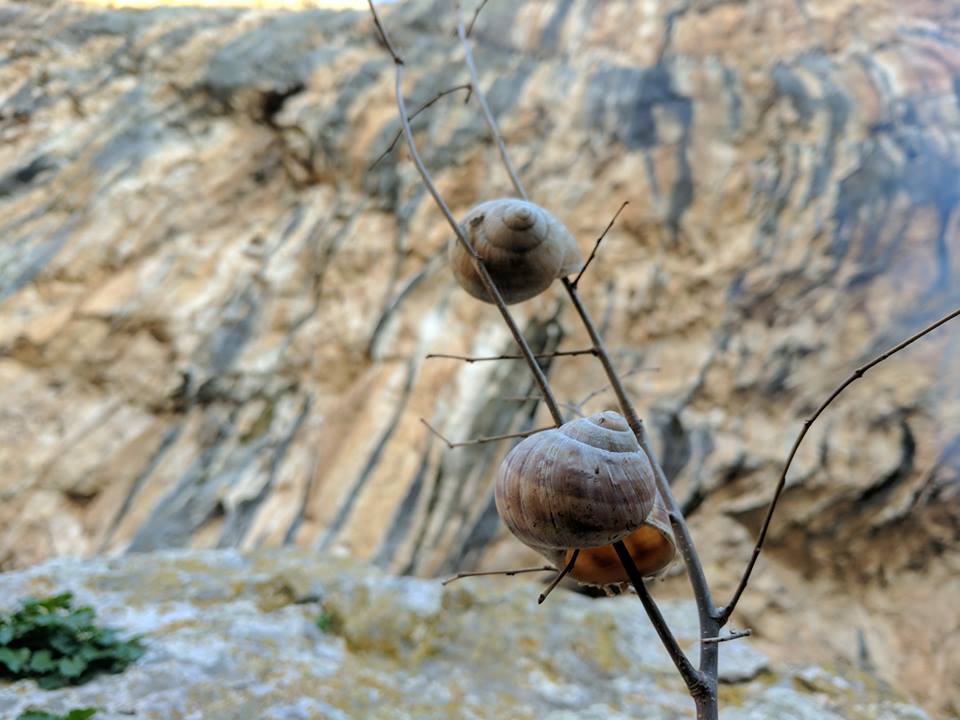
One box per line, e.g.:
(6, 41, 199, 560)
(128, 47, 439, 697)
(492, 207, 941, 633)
(449, 199, 583, 304)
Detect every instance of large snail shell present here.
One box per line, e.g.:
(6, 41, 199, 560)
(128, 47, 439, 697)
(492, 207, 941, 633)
(449, 199, 583, 305)
(495, 410, 676, 584)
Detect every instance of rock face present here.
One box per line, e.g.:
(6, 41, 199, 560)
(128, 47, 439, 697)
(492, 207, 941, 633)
(0, 0, 958, 714)
(0, 549, 934, 720)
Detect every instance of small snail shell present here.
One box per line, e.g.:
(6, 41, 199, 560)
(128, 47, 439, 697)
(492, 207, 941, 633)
(449, 199, 583, 305)
(495, 410, 676, 585)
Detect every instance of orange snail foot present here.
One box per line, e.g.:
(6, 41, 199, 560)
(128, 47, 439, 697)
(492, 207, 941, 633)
(563, 525, 675, 586)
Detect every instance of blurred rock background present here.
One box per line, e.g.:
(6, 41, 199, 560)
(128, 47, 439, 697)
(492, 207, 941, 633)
(0, 0, 958, 715)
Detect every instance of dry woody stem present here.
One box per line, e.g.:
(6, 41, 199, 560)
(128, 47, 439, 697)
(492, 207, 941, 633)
(369, 83, 472, 170)
(718, 304, 960, 624)
(572, 201, 629, 288)
(442, 565, 556, 586)
(426, 348, 597, 363)
(420, 418, 553, 449)
(703, 629, 752, 644)
(537, 549, 580, 605)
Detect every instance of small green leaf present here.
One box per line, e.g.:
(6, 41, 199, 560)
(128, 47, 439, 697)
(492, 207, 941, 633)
(0, 646, 30, 673)
(16, 710, 60, 720)
(39, 594, 74, 611)
(58, 656, 87, 678)
(65, 710, 98, 720)
(49, 632, 79, 656)
(16, 708, 97, 720)
(37, 673, 69, 690)
(29, 649, 56, 673)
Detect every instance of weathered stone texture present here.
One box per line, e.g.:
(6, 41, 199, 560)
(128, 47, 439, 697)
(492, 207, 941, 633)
(0, 0, 958, 714)
(0, 549, 934, 719)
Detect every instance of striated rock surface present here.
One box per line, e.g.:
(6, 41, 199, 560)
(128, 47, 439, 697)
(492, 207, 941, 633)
(0, 0, 959, 714)
(0, 548, 935, 719)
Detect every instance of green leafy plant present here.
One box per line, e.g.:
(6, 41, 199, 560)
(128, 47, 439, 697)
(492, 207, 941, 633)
(17, 708, 97, 720)
(0, 592, 144, 689)
(314, 608, 342, 634)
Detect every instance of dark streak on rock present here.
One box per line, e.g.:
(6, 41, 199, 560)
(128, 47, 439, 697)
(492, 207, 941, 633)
(318, 359, 418, 552)
(0, 215, 76, 303)
(373, 436, 435, 569)
(586, 62, 694, 237)
(856, 417, 915, 507)
(799, 55, 851, 206)
(435, 315, 563, 574)
(367, 246, 445, 360)
(210, 286, 260, 372)
(722, 66, 742, 135)
(655, 409, 691, 485)
(216, 397, 312, 548)
(772, 63, 814, 123)
(101, 423, 184, 553)
(0, 155, 58, 198)
(127, 417, 235, 552)
(539, 0, 575, 52)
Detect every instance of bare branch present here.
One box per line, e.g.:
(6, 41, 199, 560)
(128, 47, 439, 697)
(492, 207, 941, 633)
(718, 305, 960, 625)
(426, 348, 596, 363)
(572, 201, 629, 288)
(456, 5, 527, 197)
(574, 365, 659, 409)
(441, 564, 556, 586)
(614, 541, 710, 698)
(466, 0, 489, 37)
(420, 418, 553, 449)
(366, 0, 403, 64)
(369, 83, 473, 170)
(703, 629, 752, 644)
(538, 549, 579, 605)
(371, 3, 565, 426)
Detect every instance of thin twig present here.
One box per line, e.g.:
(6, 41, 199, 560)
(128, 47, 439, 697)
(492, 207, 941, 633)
(421, 418, 553, 449)
(574, 365, 658, 409)
(369, 83, 473, 170)
(614, 541, 710, 698)
(718, 305, 960, 625)
(426, 348, 596, 363)
(465, 0, 489, 37)
(572, 201, 629, 288)
(442, 565, 556, 586)
(702, 629, 752, 644)
(366, 0, 403, 64)
(456, 5, 528, 197)
(538, 549, 579, 604)
(369, 0, 565, 426)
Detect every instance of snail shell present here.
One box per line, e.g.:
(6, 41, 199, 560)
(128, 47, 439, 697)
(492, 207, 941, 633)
(449, 199, 583, 305)
(494, 410, 676, 585)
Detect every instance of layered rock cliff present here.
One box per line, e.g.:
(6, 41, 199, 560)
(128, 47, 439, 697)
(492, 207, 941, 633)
(0, 0, 958, 714)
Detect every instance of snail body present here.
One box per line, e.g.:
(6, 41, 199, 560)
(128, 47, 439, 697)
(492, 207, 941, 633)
(450, 199, 583, 304)
(495, 410, 675, 585)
